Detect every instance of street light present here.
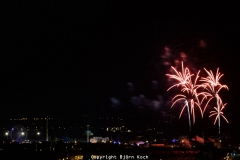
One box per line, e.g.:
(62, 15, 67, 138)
(37, 132, 40, 135)
(5, 131, 9, 140)
(21, 132, 25, 136)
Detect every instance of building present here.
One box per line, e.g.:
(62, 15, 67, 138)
(90, 137, 109, 143)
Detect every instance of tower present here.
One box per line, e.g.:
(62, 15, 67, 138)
(46, 116, 48, 141)
(84, 125, 93, 143)
(86, 125, 89, 143)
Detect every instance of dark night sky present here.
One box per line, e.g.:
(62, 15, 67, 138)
(2, 2, 240, 132)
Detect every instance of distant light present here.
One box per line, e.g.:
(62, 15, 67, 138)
(21, 132, 25, 135)
(37, 132, 40, 135)
(5, 132, 9, 136)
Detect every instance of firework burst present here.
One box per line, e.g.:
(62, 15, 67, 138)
(209, 100, 229, 125)
(200, 68, 229, 135)
(166, 62, 194, 91)
(166, 62, 204, 131)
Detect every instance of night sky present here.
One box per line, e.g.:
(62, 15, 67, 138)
(2, 2, 240, 133)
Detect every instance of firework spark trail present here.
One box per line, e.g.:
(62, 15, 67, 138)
(172, 95, 191, 130)
(209, 101, 229, 125)
(166, 62, 204, 131)
(200, 68, 229, 135)
(166, 62, 194, 91)
(166, 62, 192, 131)
(182, 70, 204, 123)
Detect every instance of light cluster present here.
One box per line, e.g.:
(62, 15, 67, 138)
(166, 62, 229, 134)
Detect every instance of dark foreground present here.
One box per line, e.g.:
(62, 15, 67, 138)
(0, 142, 233, 160)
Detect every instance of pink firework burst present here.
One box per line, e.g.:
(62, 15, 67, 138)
(200, 68, 229, 135)
(209, 100, 229, 125)
(166, 62, 193, 91)
(166, 62, 204, 131)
